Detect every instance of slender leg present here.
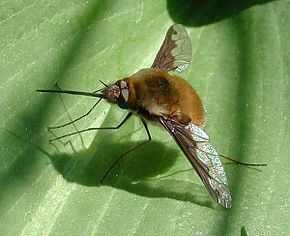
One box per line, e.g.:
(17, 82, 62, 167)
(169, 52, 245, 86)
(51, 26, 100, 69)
(52, 82, 85, 148)
(92, 87, 104, 93)
(49, 112, 133, 142)
(55, 82, 62, 91)
(100, 118, 151, 184)
(48, 98, 102, 130)
(219, 154, 267, 166)
(49, 83, 102, 129)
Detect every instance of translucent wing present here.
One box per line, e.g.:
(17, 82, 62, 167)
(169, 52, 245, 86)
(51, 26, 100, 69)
(159, 117, 232, 209)
(151, 24, 192, 73)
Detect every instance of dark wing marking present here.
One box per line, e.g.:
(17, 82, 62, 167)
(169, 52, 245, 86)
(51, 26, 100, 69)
(159, 117, 232, 209)
(151, 24, 192, 73)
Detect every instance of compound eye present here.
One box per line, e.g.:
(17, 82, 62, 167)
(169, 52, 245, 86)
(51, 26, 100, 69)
(121, 88, 129, 102)
(120, 80, 127, 89)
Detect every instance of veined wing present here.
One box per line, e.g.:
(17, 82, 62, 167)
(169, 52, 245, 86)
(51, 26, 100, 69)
(151, 24, 192, 73)
(159, 117, 232, 209)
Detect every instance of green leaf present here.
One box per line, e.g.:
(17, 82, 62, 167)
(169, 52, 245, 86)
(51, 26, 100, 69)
(0, 0, 289, 235)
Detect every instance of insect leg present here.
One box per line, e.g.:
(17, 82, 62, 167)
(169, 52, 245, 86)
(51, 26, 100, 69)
(49, 112, 133, 142)
(48, 98, 102, 130)
(51, 82, 86, 148)
(100, 118, 151, 184)
(48, 83, 103, 130)
(219, 154, 267, 166)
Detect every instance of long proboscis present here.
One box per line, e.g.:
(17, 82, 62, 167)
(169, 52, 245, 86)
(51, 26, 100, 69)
(36, 89, 106, 99)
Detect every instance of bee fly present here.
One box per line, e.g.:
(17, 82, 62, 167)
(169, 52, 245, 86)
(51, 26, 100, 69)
(37, 24, 232, 208)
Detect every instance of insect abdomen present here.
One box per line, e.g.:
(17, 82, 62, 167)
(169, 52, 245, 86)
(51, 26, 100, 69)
(171, 76, 205, 127)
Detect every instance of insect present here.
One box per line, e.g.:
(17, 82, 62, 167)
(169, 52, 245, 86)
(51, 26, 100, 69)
(37, 24, 232, 209)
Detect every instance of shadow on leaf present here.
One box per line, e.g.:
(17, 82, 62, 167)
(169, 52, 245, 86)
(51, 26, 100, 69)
(49, 133, 217, 210)
(167, 0, 274, 26)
